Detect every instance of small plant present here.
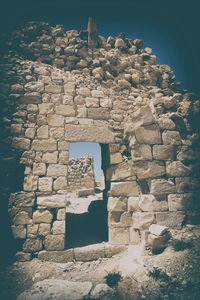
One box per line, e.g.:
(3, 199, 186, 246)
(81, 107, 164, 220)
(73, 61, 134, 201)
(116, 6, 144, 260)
(149, 267, 169, 282)
(105, 271, 122, 288)
(172, 239, 193, 251)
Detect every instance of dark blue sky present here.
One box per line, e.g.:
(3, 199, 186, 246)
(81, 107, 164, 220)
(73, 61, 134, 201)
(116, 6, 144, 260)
(1, 0, 200, 94)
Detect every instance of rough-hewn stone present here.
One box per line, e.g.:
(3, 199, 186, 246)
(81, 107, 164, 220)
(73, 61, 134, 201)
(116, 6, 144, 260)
(135, 125, 161, 144)
(44, 235, 65, 250)
(110, 182, 141, 197)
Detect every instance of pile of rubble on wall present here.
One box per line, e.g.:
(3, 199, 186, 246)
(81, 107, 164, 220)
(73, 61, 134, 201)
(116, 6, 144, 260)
(0, 20, 200, 260)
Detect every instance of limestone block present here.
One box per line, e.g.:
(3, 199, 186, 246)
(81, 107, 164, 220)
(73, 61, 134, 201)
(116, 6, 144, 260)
(62, 95, 74, 105)
(32, 140, 57, 151)
(38, 249, 74, 262)
(77, 87, 91, 97)
(110, 152, 123, 164)
(64, 82, 75, 95)
(139, 194, 168, 212)
(117, 79, 131, 90)
(44, 235, 65, 250)
(33, 210, 53, 223)
(23, 238, 42, 252)
(39, 103, 54, 115)
(87, 108, 110, 120)
(135, 125, 161, 144)
(156, 212, 185, 229)
(27, 224, 39, 235)
(42, 152, 58, 163)
(59, 151, 69, 164)
(168, 193, 193, 211)
(39, 223, 51, 236)
(149, 224, 169, 236)
(55, 105, 75, 117)
(23, 175, 38, 191)
(132, 161, 165, 180)
(148, 233, 170, 252)
(104, 244, 126, 257)
(92, 67, 104, 79)
(176, 146, 198, 161)
(110, 181, 141, 197)
(65, 124, 114, 143)
(25, 128, 35, 139)
(12, 225, 26, 239)
(107, 197, 127, 212)
(15, 252, 31, 262)
(47, 115, 64, 126)
(54, 177, 68, 190)
(11, 124, 24, 135)
(131, 144, 152, 161)
(162, 130, 182, 145)
(100, 98, 112, 108)
(77, 106, 86, 117)
(37, 115, 47, 126)
(109, 143, 120, 153)
(120, 212, 132, 226)
(52, 220, 65, 235)
(25, 81, 44, 92)
(74, 244, 105, 261)
(109, 227, 130, 244)
(150, 179, 176, 195)
(166, 161, 191, 177)
(12, 137, 30, 150)
(49, 127, 64, 140)
(45, 84, 63, 93)
(128, 197, 140, 211)
(129, 228, 141, 245)
(86, 97, 99, 107)
(175, 177, 199, 193)
(13, 211, 32, 225)
(39, 177, 53, 192)
(58, 141, 70, 151)
(37, 194, 67, 208)
(153, 145, 174, 160)
(47, 164, 67, 177)
(57, 208, 66, 220)
(33, 163, 46, 175)
(9, 192, 35, 207)
(132, 212, 155, 229)
(90, 284, 115, 299)
(157, 117, 176, 130)
(20, 94, 41, 104)
(106, 161, 132, 181)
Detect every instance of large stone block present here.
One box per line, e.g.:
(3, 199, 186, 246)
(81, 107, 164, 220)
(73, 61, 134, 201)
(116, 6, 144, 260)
(132, 212, 155, 229)
(132, 161, 165, 180)
(151, 179, 176, 195)
(47, 115, 64, 126)
(57, 208, 66, 220)
(55, 105, 76, 116)
(38, 177, 53, 192)
(39, 103, 54, 115)
(156, 212, 185, 229)
(47, 164, 67, 177)
(175, 177, 199, 193)
(49, 127, 64, 140)
(148, 233, 170, 252)
(32, 140, 57, 151)
(13, 211, 31, 225)
(131, 144, 152, 161)
(38, 249, 74, 262)
(44, 235, 65, 250)
(74, 244, 105, 261)
(9, 192, 35, 207)
(86, 97, 99, 107)
(42, 152, 58, 163)
(168, 193, 193, 211)
(20, 95, 41, 104)
(23, 238, 42, 252)
(135, 125, 161, 144)
(33, 163, 46, 175)
(162, 130, 182, 145)
(110, 181, 141, 197)
(166, 161, 191, 177)
(52, 220, 65, 234)
(153, 145, 174, 160)
(106, 161, 133, 181)
(139, 194, 168, 212)
(12, 138, 30, 150)
(37, 194, 67, 208)
(104, 243, 126, 257)
(129, 228, 141, 245)
(149, 224, 169, 236)
(23, 175, 38, 191)
(39, 224, 51, 236)
(110, 152, 123, 164)
(37, 125, 49, 139)
(54, 177, 68, 190)
(128, 197, 140, 211)
(87, 108, 110, 120)
(65, 124, 114, 143)
(45, 84, 63, 93)
(12, 225, 26, 239)
(107, 197, 127, 212)
(109, 227, 130, 244)
(33, 210, 53, 223)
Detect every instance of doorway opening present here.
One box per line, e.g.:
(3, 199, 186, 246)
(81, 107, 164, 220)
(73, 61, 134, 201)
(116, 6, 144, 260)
(66, 142, 109, 249)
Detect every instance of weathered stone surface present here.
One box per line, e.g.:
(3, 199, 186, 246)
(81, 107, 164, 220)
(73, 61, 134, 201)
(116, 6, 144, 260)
(120, 211, 132, 226)
(59, 151, 69, 164)
(110, 152, 123, 164)
(38, 249, 74, 262)
(33, 163, 46, 175)
(13, 211, 31, 225)
(156, 212, 185, 229)
(132, 161, 165, 180)
(38, 177, 53, 192)
(153, 145, 174, 160)
(175, 177, 199, 193)
(132, 212, 155, 229)
(42, 152, 58, 163)
(15, 252, 31, 262)
(37, 125, 48, 139)
(135, 125, 161, 144)
(12, 225, 26, 239)
(151, 179, 176, 195)
(45, 84, 63, 93)
(148, 233, 170, 252)
(90, 283, 115, 299)
(110, 182, 141, 197)
(162, 130, 182, 145)
(57, 208, 66, 220)
(129, 228, 141, 245)
(9, 192, 35, 207)
(39, 103, 54, 114)
(168, 193, 193, 211)
(109, 227, 130, 244)
(49, 127, 64, 140)
(128, 197, 140, 211)
(87, 108, 110, 120)
(23, 238, 42, 252)
(54, 177, 68, 190)
(20, 95, 41, 104)
(27, 224, 39, 235)
(131, 144, 152, 161)
(47, 164, 67, 177)
(32, 140, 57, 151)
(37, 194, 67, 208)
(157, 117, 176, 130)
(74, 243, 104, 261)
(44, 235, 65, 250)
(106, 161, 132, 181)
(166, 161, 191, 177)
(65, 124, 114, 143)
(139, 194, 168, 212)
(16, 279, 92, 300)
(55, 105, 75, 116)
(107, 197, 127, 212)
(23, 175, 38, 191)
(33, 210, 53, 223)
(52, 220, 65, 234)
(39, 223, 51, 236)
(47, 115, 64, 126)
(149, 224, 169, 236)
(86, 97, 99, 107)
(104, 243, 126, 257)
(77, 87, 91, 97)
(12, 137, 30, 150)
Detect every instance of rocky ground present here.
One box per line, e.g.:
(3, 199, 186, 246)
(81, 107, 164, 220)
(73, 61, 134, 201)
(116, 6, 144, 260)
(0, 225, 199, 300)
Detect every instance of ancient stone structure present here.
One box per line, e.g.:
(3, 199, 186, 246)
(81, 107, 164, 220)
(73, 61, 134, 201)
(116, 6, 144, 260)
(0, 20, 200, 260)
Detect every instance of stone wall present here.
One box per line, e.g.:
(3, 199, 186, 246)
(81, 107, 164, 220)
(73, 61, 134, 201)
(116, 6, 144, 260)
(0, 21, 200, 259)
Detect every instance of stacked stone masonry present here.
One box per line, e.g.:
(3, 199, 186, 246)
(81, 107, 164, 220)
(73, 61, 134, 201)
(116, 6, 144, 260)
(0, 21, 200, 258)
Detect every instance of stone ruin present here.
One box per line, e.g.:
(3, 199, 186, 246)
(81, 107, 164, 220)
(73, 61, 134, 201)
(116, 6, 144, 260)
(0, 19, 200, 261)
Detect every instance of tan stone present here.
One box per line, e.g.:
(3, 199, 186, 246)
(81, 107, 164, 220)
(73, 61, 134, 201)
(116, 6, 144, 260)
(9, 192, 35, 208)
(57, 208, 66, 220)
(37, 125, 49, 139)
(63, 95, 74, 105)
(106, 161, 132, 181)
(132, 161, 165, 180)
(128, 197, 140, 211)
(166, 161, 191, 177)
(148, 233, 170, 252)
(65, 124, 114, 143)
(110, 181, 141, 197)
(104, 244, 126, 258)
(131, 144, 152, 161)
(129, 228, 141, 245)
(109, 227, 130, 244)
(54, 177, 68, 190)
(58, 141, 70, 151)
(74, 244, 104, 261)
(110, 152, 123, 164)
(32, 140, 57, 151)
(15, 252, 31, 262)
(139, 194, 168, 212)
(91, 90, 104, 98)
(100, 98, 112, 108)
(107, 197, 127, 212)
(12, 138, 30, 150)
(52, 220, 65, 234)
(44, 235, 65, 250)
(64, 82, 75, 95)
(23, 175, 38, 191)
(162, 130, 182, 145)
(20, 94, 41, 104)
(25, 128, 35, 139)
(39, 223, 51, 236)
(175, 177, 199, 193)
(38, 177, 53, 192)
(86, 97, 99, 107)
(150, 179, 176, 195)
(87, 108, 110, 120)
(59, 151, 69, 164)
(49, 127, 64, 140)
(135, 125, 161, 144)
(23, 238, 42, 252)
(25, 81, 44, 92)
(149, 224, 169, 236)
(157, 117, 176, 130)
(55, 105, 75, 116)
(120, 212, 132, 226)
(45, 84, 63, 93)
(47, 164, 67, 177)
(38, 249, 74, 262)
(42, 152, 58, 163)
(153, 145, 174, 160)
(12, 225, 26, 239)
(77, 106, 86, 118)
(168, 193, 193, 211)
(47, 115, 64, 126)
(37, 194, 67, 208)
(27, 224, 39, 235)
(156, 212, 184, 229)
(39, 103, 54, 114)
(33, 210, 53, 223)
(33, 163, 46, 175)
(77, 87, 91, 97)
(132, 212, 155, 229)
